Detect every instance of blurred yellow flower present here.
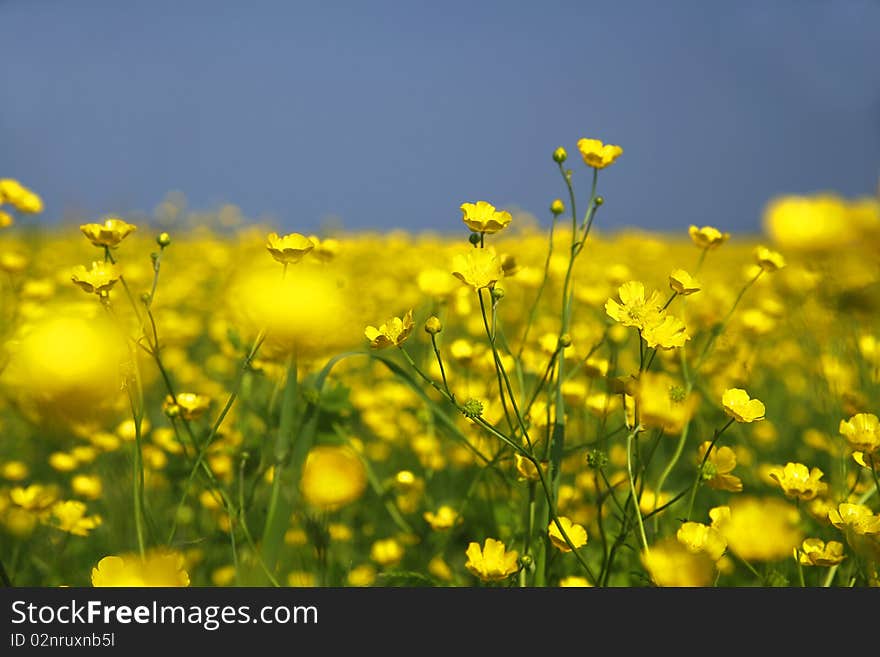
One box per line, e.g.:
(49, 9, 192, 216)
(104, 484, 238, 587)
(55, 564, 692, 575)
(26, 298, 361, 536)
(300, 445, 367, 511)
(558, 576, 592, 587)
(465, 538, 519, 582)
(768, 462, 827, 501)
(839, 413, 879, 454)
(347, 564, 377, 586)
(677, 521, 727, 561)
(721, 388, 765, 423)
(50, 500, 102, 537)
(548, 516, 588, 552)
(688, 225, 729, 249)
(798, 538, 845, 567)
(370, 538, 404, 567)
(713, 497, 802, 562)
(79, 218, 137, 248)
(365, 309, 414, 349)
(423, 505, 460, 532)
(754, 245, 786, 272)
(71, 261, 121, 296)
(163, 392, 211, 421)
(636, 372, 697, 434)
(0, 210, 13, 228)
(460, 201, 512, 234)
(576, 138, 623, 169)
(91, 550, 190, 587)
(451, 248, 504, 290)
(265, 232, 315, 265)
(10, 484, 59, 513)
(642, 537, 715, 587)
(669, 269, 701, 295)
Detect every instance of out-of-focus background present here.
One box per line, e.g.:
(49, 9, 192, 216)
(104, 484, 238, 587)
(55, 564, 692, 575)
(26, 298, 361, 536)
(1, 0, 878, 233)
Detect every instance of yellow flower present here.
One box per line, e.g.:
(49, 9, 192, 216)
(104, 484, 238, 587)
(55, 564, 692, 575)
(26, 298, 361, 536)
(423, 505, 460, 532)
(754, 245, 786, 272)
(677, 521, 728, 561)
(71, 474, 103, 500)
(839, 413, 879, 454)
(514, 453, 548, 482)
(697, 442, 743, 492)
(641, 313, 690, 350)
(558, 576, 592, 587)
(71, 261, 121, 296)
(300, 445, 367, 511)
(604, 281, 663, 330)
(642, 538, 715, 587)
(306, 235, 340, 262)
(91, 550, 190, 586)
(548, 516, 588, 552)
(464, 538, 519, 582)
(265, 232, 315, 265)
(0, 179, 43, 214)
(364, 309, 415, 349)
(347, 564, 377, 586)
(451, 248, 504, 290)
(460, 201, 512, 234)
(713, 497, 802, 562)
(163, 393, 211, 421)
(688, 225, 730, 249)
(79, 218, 137, 248)
(0, 210, 13, 228)
(50, 500, 102, 537)
(0, 461, 29, 481)
(10, 484, 59, 513)
(576, 138, 623, 169)
(668, 269, 701, 295)
(798, 538, 845, 567)
(721, 388, 765, 423)
(370, 538, 404, 567)
(828, 503, 880, 536)
(636, 372, 698, 435)
(767, 462, 827, 501)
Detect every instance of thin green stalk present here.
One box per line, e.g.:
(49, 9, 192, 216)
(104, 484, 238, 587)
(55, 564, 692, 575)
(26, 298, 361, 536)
(626, 428, 649, 554)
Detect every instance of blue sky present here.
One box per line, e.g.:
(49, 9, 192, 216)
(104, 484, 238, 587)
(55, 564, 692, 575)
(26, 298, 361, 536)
(1, 0, 878, 234)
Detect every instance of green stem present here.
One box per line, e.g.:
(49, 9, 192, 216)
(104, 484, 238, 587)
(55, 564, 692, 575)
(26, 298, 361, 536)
(685, 417, 735, 520)
(626, 428, 649, 554)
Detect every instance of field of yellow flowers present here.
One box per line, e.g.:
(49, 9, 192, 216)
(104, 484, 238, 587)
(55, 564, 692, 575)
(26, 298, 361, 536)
(1, 140, 879, 588)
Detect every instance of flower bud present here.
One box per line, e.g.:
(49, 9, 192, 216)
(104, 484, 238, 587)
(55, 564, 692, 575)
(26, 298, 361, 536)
(595, 196, 604, 207)
(558, 333, 572, 348)
(468, 232, 482, 246)
(550, 199, 565, 216)
(553, 147, 567, 164)
(424, 316, 442, 335)
(156, 232, 172, 248)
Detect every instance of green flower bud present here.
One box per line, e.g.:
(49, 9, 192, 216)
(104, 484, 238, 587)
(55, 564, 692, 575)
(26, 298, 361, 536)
(553, 147, 567, 164)
(550, 199, 565, 216)
(425, 316, 442, 335)
(156, 232, 172, 248)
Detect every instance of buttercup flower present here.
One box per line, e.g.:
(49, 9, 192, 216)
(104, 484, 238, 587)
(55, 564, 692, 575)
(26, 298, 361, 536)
(636, 372, 698, 435)
(839, 413, 879, 454)
(80, 217, 137, 248)
(451, 248, 504, 290)
(370, 538, 404, 567)
(754, 245, 786, 272)
(265, 232, 315, 265)
(669, 269, 701, 295)
(464, 538, 519, 582)
(576, 138, 623, 169)
(697, 442, 743, 492)
(548, 516, 588, 552)
(71, 261, 121, 296)
(713, 497, 802, 562)
(605, 281, 663, 330)
(91, 550, 190, 587)
(460, 201, 512, 234)
(767, 462, 827, 501)
(798, 538, 845, 567)
(828, 503, 880, 536)
(641, 313, 690, 350)
(365, 309, 415, 349)
(688, 225, 730, 249)
(721, 388, 765, 423)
